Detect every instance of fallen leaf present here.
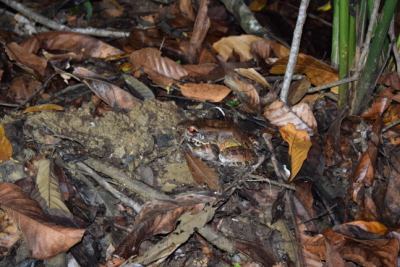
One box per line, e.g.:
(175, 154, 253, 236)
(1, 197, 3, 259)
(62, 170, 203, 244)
(184, 151, 219, 191)
(263, 99, 317, 135)
(5, 42, 48, 76)
(279, 123, 312, 182)
(235, 68, 270, 88)
(113, 194, 221, 259)
(73, 67, 142, 112)
(213, 35, 263, 61)
(224, 73, 260, 113)
(20, 104, 65, 114)
(19, 31, 124, 58)
(180, 83, 231, 102)
(130, 47, 189, 85)
(0, 126, 12, 163)
(270, 54, 338, 93)
(0, 182, 84, 259)
(0, 212, 22, 256)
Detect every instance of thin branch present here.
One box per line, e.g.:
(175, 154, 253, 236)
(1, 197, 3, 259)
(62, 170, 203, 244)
(280, 0, 311, 103)
(0, 0, 129, 38)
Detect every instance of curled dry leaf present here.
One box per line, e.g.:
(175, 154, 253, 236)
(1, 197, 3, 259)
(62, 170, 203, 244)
(73, 67, 142, 112)
(250, 39, 290, 63)
(224, 73, 260, 113)
(180, 83, 231, 102)
(113, 193, 221, 259)
(184, 151, 219, 191)
(0, 183, 84, 259)
(235, 68, 270, 88)
(130, 47, 189, 85)
(279, 123, 312, 182)
(213, 35, 263, 61)
(0, 125, 12, 163)
(19, 31, 124, 58)
(270, 54, 339, 93)
(5, 42, 48, 76)
(20, 104, 65, 114)
(263, 100, 317, 135)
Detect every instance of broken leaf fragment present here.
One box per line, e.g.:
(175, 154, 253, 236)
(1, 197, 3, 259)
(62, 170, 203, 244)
(0, 126, 12, 163)
(20, 104, 64, 114)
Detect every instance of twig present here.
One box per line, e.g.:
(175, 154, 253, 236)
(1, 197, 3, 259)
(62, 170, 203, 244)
(248, 175, 296, 190)
(262, 133, 289, 182)
(75, 161, 142, 213)
(280, 0, 311, 103)
(295, 204, 337, 226)
(0, 0, 129, 38)
(18, 72, 58, 107)
(307, 75, 358, 93)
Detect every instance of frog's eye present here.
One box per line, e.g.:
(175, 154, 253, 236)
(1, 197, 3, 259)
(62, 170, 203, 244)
(188, 126, 197, 133)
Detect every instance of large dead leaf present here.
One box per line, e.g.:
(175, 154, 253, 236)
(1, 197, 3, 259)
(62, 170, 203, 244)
(263, 99, 317, 135)
(235, 68, 270, 88)
(180, 83, 231, 102)
(279, 123, 312, 182)
(0, 125, 12, 163)
(184, 151, 219, 191)
(113, 194, 222, 259)
(250, 39, 290, 63)
(270, 54, 339, 93)
(5, 42, 48, 76)
(73, 67, 142, 112)
(0, 182, 84, 259)
(130, 47, 189, 85)
(30, 159, 73, 219)
(19, 31, 124, 58)
(213, 35, 263, 61)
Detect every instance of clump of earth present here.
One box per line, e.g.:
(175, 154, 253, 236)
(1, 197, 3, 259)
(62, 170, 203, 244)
(0, 100, 200, 192)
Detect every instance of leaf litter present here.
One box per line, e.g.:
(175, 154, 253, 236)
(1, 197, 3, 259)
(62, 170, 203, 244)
(0, 0, 399, 266)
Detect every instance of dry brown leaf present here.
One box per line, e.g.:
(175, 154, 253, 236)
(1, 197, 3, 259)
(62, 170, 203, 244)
(0, 126, 12, 163)
(179, 0, 196, 21)
(184, 151, 219, 191)
(263, 99, 317, 135)
(73, 67, 142, 112)
(213, 35, 263, 61)
(180, 83, 231, 102)
(235, 68, 270, 88)
(352, 151, 374, 202)
(250, 39, 290, 62)
(287, 77, 311, 105)
(0, 182, 84, 259)
(20, 104, 65, 114)
(186, 0, 210, 64)
(19, 31, 124, 58)
(279, 123, 312, 182)
(224, 73, 260, 113)
(270, 54, 338, 93)
(114, 194, 221, 259)
(5, 42, 48, 76)
(131, 47, 189, 85)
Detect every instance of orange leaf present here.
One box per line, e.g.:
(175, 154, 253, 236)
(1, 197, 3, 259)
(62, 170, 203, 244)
(279, 123, 312, 182)
(0, 125, 12, 163)
(180, 83, 231, 102)
(270, 54, 338, 93)
(20, 104, 64, 114)
(213, 35, 263, 61)
(344, 221, 388, 235)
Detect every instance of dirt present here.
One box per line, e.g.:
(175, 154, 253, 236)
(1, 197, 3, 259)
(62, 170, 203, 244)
(0, 99, 203, 192)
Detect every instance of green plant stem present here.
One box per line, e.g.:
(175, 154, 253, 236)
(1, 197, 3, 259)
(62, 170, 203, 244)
(352, 0, 399, 115)
(337, 0, 350, 110)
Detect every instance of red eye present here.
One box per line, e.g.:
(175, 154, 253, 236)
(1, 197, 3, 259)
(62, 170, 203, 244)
(188, 127, 197, 133)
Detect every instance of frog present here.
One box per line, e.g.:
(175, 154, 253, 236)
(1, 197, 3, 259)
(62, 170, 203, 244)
(177, 119, 258, 166)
